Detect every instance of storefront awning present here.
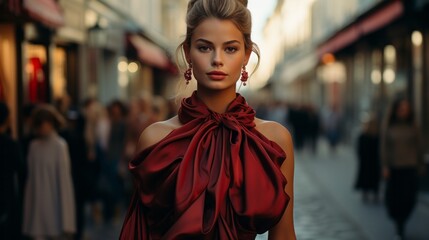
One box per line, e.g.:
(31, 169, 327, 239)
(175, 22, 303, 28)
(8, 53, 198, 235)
(317, 0, 403, 58)
(128, 34, 170, 70)
(24, 0, 65, 28)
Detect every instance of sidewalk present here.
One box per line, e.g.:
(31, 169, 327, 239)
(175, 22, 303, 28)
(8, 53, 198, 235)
(257, 144, 367, 240)
(297, 141, 429, 240)
(293, 155, 366, 240)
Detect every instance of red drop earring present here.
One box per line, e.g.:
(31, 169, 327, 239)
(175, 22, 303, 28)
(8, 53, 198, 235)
(184, 63, 192, 85)
(241, 66, 249, 86)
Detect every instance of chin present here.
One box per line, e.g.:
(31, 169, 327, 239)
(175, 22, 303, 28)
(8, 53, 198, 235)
(197, 80, 238, 91)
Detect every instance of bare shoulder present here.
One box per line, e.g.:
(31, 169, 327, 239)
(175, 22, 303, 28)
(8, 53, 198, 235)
(254, 118, 293, 151)
(137, 115, 182, 152)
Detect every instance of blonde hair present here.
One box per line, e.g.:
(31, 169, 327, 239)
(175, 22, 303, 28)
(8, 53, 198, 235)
(176, 0, 260, 74)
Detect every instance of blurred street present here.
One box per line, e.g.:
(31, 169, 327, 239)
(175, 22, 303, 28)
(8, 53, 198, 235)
(295, 142, 429, 240)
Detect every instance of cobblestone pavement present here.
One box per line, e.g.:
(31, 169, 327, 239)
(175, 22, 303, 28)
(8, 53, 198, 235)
(297, 141, 429, 240)
(293, 155, 367, 240)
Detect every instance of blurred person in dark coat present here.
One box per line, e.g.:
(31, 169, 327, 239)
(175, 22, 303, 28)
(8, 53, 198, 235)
(60, 109, 89, 240)
(381, 98, 425, 239)
(99, 100, 128, 224)
(305, 105, 320, 154)
(22, 104, 76, 239)
(0, 102, 24, 240)
(288, 104, 307, 151)
(354, 116, 381, 203)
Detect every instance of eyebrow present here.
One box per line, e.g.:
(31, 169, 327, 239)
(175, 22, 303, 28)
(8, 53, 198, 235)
(195, 38, 241, 45)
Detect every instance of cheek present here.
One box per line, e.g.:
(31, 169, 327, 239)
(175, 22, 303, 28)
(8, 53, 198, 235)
(191, 57, 209, 75)
(230, 57, 245, 75)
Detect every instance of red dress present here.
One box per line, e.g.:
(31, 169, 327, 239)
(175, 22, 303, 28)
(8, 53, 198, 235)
(120, 92, 289, 239)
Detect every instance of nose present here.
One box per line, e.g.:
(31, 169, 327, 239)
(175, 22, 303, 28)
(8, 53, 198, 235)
(212, 50, 223, 67)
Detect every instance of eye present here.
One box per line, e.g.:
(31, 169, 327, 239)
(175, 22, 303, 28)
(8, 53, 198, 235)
(225, 47, 238, 53)
(197, 46, 212, 52)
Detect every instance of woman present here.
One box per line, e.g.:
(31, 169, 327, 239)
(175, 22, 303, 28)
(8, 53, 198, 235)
(23, 105, 76, 239)
(120, 0, 295, 239)
(381, 98, 425, 239)
(354, 116, 381, 203)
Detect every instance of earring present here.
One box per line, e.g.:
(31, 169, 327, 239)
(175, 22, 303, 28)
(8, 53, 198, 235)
(184, 63, 192, 85)
(241, 66, 249, 86)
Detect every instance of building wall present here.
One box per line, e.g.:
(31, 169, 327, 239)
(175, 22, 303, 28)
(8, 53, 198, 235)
(0, 24, 18, 138)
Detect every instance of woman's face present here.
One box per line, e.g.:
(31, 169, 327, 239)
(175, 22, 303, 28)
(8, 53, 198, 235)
(185, 18, 251, 91)
(396, 100, 411, 120)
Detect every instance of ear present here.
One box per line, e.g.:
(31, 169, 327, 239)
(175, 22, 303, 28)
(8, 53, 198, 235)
(243, 49, 252, 66)
(183, 43, 191, 64)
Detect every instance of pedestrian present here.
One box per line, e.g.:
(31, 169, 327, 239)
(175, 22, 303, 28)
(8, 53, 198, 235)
(60, 109, 89, 240)
(323, 104, 342, 152)
(305, 104, 320, 154)
(354, 116, 381, 203)
(22, 104, 76, 240)
(0, 102, 24, 240)
(99, 100, 128, 224)
(120, 0, 295, 239)
(381, 98, 425, 239)
(82, 99, 106, 224)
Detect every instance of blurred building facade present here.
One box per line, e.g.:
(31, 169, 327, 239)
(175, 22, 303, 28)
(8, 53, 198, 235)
(265, 0, 429, 144)
(263, 0, 429, 188)
(0, 0, 186, 138)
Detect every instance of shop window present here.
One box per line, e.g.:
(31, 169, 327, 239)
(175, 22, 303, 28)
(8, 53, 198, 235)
(371, 49, 382, 85)
(411, 30, 424, 126)
(25, 44, 47, 103)
(383, 45, 396, 84)
(52, 47, 67, 101)
(383, 44, 407, 98)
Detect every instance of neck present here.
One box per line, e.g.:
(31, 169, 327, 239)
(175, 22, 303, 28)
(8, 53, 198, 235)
(196, 86, 237, 113)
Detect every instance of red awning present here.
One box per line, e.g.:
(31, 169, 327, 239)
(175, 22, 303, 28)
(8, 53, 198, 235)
(317, 0, 404, 58)
(23, 0, 65, 28)
(129, 34, 170, 70)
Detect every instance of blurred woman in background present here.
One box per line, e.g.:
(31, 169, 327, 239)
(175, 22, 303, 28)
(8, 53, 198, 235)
(22, 105, 76, 240)
(381, 98, 425, 239)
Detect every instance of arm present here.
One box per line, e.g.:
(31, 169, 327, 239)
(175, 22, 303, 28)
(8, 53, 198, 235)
(267, 124, 296, 240)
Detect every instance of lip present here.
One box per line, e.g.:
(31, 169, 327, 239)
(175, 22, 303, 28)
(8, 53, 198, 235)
(207, 71, 228, 80)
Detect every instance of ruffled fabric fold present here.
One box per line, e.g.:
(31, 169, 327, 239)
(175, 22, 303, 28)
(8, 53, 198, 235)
(120, 92, 289, 239)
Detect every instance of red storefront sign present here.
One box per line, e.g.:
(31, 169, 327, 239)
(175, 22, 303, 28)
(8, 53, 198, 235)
(128, 34, 170, 70)
(23, 0, 64, 28)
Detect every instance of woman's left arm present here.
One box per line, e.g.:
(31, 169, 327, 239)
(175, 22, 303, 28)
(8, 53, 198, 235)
(268, 124, 296, 240)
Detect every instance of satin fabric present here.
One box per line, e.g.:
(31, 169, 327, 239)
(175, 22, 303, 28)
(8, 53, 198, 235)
(120, 92, 289, 239)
